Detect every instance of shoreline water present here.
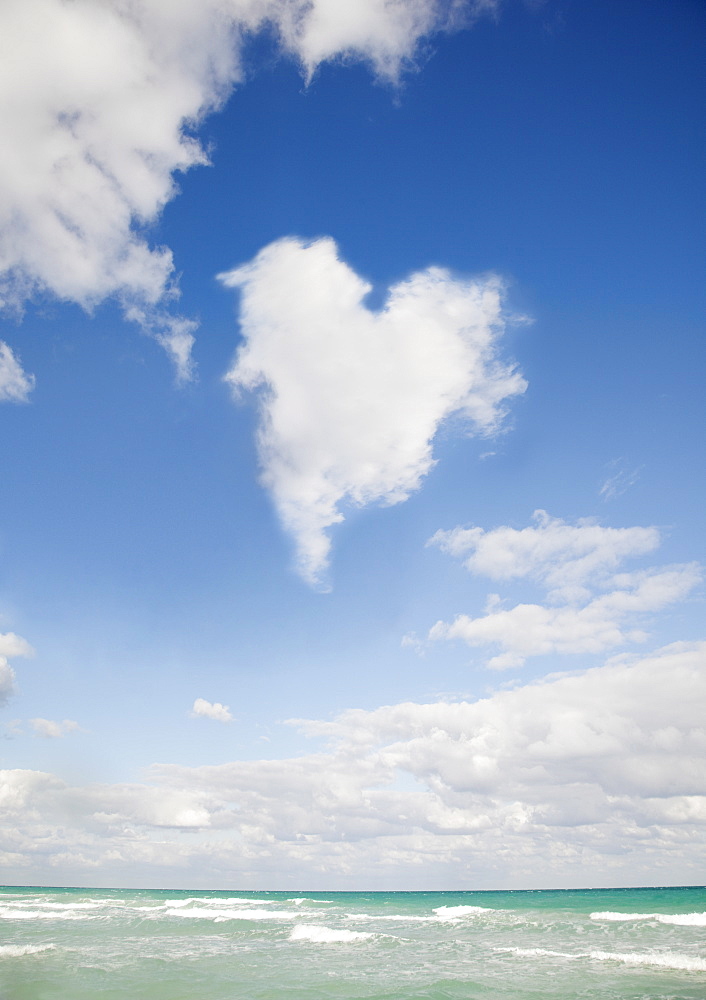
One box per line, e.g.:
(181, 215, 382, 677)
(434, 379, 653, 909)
(2, 884, 705, 999)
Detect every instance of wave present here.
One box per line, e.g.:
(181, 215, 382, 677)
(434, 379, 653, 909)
(497, 947, 706, 973)
(345, 913, 436, 923)
(11, 901, 102, 910)
(590, 911, 706, 926)
(164, 907, 302, 922)
(287, 897, 333, 905)
(0, 908, 92, 921)
(0, 944, 57, 958)
(433, 905, 494, 921)
(289, 924, 377, 944)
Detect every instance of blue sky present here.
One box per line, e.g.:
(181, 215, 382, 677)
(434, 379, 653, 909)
(0, 0, 704, 889)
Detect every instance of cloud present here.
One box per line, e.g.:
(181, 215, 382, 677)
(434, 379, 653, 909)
(0, 0, 496, 374)
(600, 459, 642, 501)
(0, 341, 34, 402)
(427, 512, 701, 668)
(29, 718, 81, 739)
(0, 632, 34, 706)
(429, 510, 660, 602)
(0, 643, 704, 887)
(191, 698, 233, 723)
(430, 565, 701, 669)
(221, 236, 526, 586)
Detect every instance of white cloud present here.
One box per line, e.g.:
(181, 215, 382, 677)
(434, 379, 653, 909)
(191, 698, 233, 723)
(0, 643, 703, 887)
(0, 341, 34, 402)
(429, 510, 660, 602)
(0, 632, 34, 706)
(430, 564, 701, 669)
(29, 718, 81, 739)
(600, 458, 642, 501)
(221, 237, 526, 586)
(427, 512, 701, 668)
(0, 0, 497, 374)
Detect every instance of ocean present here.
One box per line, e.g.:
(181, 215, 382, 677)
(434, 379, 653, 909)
(1, 885, 704, 999)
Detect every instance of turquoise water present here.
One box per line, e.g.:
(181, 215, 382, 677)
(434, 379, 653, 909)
(1, 885, 705, 999)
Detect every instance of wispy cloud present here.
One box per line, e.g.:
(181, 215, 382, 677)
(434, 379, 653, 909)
(222, 236, 525, 587)
(599, 459, 642, 501)
(30, 718, 81, 739)
(0, 342, 34, 402)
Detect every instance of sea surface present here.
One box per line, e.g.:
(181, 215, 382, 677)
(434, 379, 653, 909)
(1, 885, 704, 999)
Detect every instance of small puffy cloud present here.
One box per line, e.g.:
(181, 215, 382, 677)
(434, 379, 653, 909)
(0, 631, 34, 706)
(191, 698, 233, 723)
(0, 643, 704, 887)
(429, 510, 660, 602)
(222, 236, 526, 586)
(0, 0, 496, 372)
(0, 341, 34, 402)
(29, 718, 81, 739)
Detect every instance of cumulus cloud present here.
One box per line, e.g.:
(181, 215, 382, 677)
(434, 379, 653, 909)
(429, 510, 660, 602)
(427, 512, 701, 668)
(0, 0, 496, 374)
(222, 236, 526, 586)
(29, 718, 81, 739)
(0, 643, 703, 887)
(0, 342, 34, 402)
(430, 565, 701, 669)
(191, 698, 233, 723)
(0, 632, 34, 706)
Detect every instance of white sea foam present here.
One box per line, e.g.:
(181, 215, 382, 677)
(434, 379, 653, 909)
(0, 943, 57, 958)
(588, 950, 706, 972)
(433, 905, 493, 921)
(496, 946, 706, 973)
(0, 907, 92, 921)
(590, 911, 706, 926)
(345, 913, 436, 923)
(164, 907, 301, 922)
(17, 901, 102, 910)
(290, 924, 376, 944)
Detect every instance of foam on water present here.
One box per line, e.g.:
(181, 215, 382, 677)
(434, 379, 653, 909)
(0, 943, 57, 958)
(432, 904, 494, 921)
(591, 910, 706, 926)
(164, 906, 304, 921)
(497, 946, 706, 973)
(0, 907, 93, 920)
(290, 924, 377, 944)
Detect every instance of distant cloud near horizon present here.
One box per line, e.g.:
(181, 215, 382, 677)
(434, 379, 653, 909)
(1, 642, 703, 886)
(0, 0, 497, 378)
(222, 236, 526, 587)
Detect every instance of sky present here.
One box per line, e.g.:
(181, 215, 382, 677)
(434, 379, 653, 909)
(0, 0, 704, 890)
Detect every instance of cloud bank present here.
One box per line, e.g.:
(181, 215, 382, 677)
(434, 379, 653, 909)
(1, 643, 703, 888)
(0, 0, 495, 375)
(222, 237, 526, 586)
(428, 512, 701, 669)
